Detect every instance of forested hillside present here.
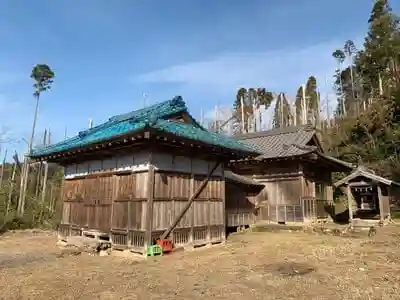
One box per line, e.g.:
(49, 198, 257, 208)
(327, 0, 400, 181)
(234, 0, 400, 181)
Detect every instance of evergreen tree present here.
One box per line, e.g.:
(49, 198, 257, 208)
(305, 76, 320, 126)
(233, 88, 251, 133)
(332, 49, 346, 116)
(273, 93, 293, 128)
(233, 87, 275, 133)
(359, 0, 399, 96)
(255, 88, 274, 131)
(295, 86, 304, 125)
(327, 0, 400, 181)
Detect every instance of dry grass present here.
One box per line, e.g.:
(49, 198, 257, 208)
(1, 226, 400, 300)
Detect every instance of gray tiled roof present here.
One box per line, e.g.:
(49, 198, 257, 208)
(334, 167, 400, 187)
(233, 126, 318, 159)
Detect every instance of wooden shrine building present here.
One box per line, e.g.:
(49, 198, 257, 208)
(229, 126, 354, 224)
(29, 97, 260, 252)
(334, 167, 400, 223)
(224, 171, 264, 229)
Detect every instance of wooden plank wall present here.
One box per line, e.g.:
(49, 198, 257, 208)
(225, 182, 257, 227)
(60, 151, 151, 250)
(151, 153, 225, 247)
(251, 176, 303, 223)
(234, 161, 315, 223)
(232, 161, 336, 224)
(379, 184, 391, 217)
(389, 186, 400, 215)
(301, 163, 335, 221)
(60, 151, 226, 251)
(61, 172, 148, 232)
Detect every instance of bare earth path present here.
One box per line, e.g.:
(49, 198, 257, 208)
(1, 227, 400, 300)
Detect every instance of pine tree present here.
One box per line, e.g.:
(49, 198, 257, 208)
(295, 86, 304, 125)
(273, 93, 293, 128)
(255, 88, 274, 131)
(327, 0, 400, 181)
(332, 49, 346, 116)
(305, 76, 320, 126)
(359, 0, 399, 97)
(233, 87, 275, 133)
(233, 88, 251, 133)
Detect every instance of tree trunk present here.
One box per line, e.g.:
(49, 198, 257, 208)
(0, 149, 7, 188)
(349, 60, 357, 116)
(338, 63, 346, 116)
(49, 183, 54, 214)
(35, 163, 42, 199)
(39, 162, 49, 222)
(5, 163, 17, 217)
(18, 93, 40, 217)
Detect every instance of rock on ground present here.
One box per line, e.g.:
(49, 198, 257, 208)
(60, 236, 111, 254)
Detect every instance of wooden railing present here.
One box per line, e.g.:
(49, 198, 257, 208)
(303, 197, 334, 220)
(265, 204, 303, 223)
(258, 197, 334, 224)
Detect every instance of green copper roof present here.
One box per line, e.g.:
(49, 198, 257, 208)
(30, 97, 258, 158)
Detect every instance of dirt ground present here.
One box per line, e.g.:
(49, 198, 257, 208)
(0, 226, 400, 300)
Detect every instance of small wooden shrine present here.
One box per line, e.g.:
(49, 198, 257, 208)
(30, 97, 260, 253)
(334, 167, 400, 223)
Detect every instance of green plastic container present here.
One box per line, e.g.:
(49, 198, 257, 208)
(147, 245, 163, 256)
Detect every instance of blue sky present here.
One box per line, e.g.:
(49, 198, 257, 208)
(0, 0, 398, 158)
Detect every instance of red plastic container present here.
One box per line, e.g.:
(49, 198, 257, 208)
(156, 239, 173, 253)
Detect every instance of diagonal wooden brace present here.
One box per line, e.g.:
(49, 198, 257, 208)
(160, 161, 221, 240)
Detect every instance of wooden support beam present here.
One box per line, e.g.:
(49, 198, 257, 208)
(377, 184, 384, 223)
(188, 176, 194, 244)
(221, 171, 226, 242)
(347, 185, 353, 227)
(160, 161, 220, 240)
(109, 174, 119, 246)
(144, 162, 155, 248)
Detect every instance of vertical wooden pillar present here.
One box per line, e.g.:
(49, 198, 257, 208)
(127, 199, 132, 245)
(292, 204, 296, 222)
(326, 186, 333, 201)
(311, 181, 316, 197)
(205, 163, 211, 243)
(312, 181, 316, 220)
(221, 171, 226, 242)
(347, 185, 353, 227)
(144, 163, 155, 250)
(188, 174, 194, 245)
(300, 175, 305, 222)
(206, 198, 211, 242)
(388, 188, 392, 220)
(109, 175, 118, 246)
(284, 205, 287, 223)
(377, 184, 384, 223)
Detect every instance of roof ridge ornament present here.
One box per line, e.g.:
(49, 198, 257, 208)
(148, 111, 159, 127)
(171, 95, 184, 106)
